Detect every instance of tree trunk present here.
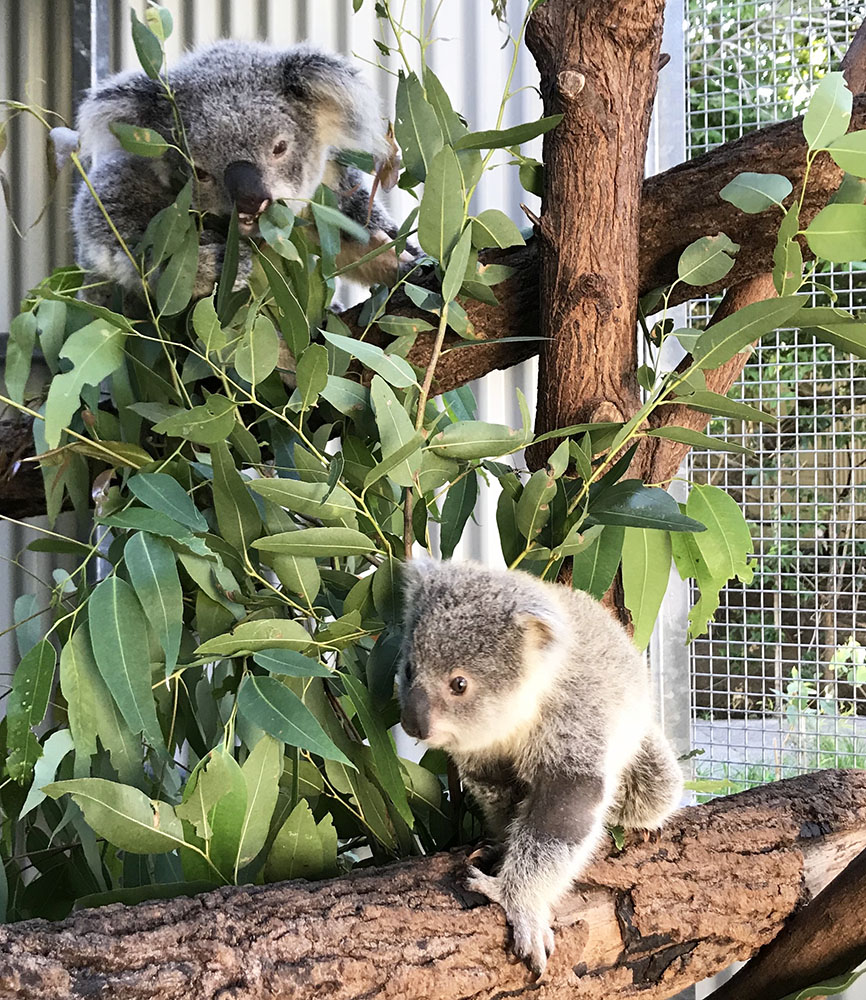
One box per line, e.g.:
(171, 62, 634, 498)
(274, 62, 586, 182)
(2, 770, 865, 1000)
(524, 0, 666, 465)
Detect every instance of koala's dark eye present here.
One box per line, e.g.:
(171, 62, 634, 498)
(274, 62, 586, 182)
(272, 139, 288, 157)
(194, 166, 213, 183)
(449, 676, 467, 696)
(404, 660, 413, 681)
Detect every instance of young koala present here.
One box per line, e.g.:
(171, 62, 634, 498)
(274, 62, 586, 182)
(73, 40, 405, 302)
(398, 558, 683, 976)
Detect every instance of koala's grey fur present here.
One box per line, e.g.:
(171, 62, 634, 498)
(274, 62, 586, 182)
(73, 40, 404, 303)
(398, 558, 683, 976)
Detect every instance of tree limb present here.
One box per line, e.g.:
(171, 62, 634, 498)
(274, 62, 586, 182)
(1, 770, 866, 1000)
(706, 844, 866, 1000)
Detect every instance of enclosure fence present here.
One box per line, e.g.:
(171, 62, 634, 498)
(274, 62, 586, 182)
(685, 0, 866, 795)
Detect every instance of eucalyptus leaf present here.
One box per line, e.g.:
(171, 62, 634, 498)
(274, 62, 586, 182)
(125, 533, 183, 676)
(6, 640, 55, 781)
(196, 618, 313, 657)
(237, 675, 352, 766)
(719, 172, 792, 213)
(322, 331, 416, 389)
(802, 71, 852, 150)
(622, 527, 672, 650)
(44, 779, 186, 854)
(251, 527, 378, 559)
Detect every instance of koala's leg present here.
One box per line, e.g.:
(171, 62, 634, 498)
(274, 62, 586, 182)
(462, 775, 524, 842)
(465, 771, 609, 976)
(73, 154, 174, 301)
(330, 164, 418, 287)
(607, 725, 683, 831)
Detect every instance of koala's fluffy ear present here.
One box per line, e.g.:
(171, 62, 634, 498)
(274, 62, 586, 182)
(280, 46, 388, 157)
(516, 607, 562, 652)
(76, 73, 165, 161)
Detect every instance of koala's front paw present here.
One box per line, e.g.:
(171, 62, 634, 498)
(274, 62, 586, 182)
(508, 907, 555, 977)
(464, 868, 554, 977)
(464, 864, 502, 904)
(465, 840, 505, 874)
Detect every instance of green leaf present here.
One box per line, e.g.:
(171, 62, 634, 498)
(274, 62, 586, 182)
(719, 172, 792, 213)
(125, 533, 183, 677)
(418, 145, 465, 262)
(778, 968, 865, 1000)
(130, 9, 163, 78)
(59, 627, 142, 784)
(259, 202, 299, 260)
(375, 315, 435, 337)
(6, 640, 55, 781)
(235, 314, 279, 385)
(423, 67, 469, 145)
(676, 234, 739, 286)
(590, 481, 705, 532)
(453, 115, 563, 150)
(321, 331, 416, 389)
(258, 253, 310, 360)
(109, 121, 169, 156)
(690, 295, 804, 369)
(803, 71, 852, 150)
(5, 311, 37, 405)
(237, 675, 352, 766)
(98, 508, 207, 546)
(440, 471, 478, 558)
(196, 618, 312, 657)
(827, 130, 866, 178)
(20, 729, 74, 817)
(321, 375, 368, 416)
(622, 527, 671, 650)
(801, 307, 866, 358)
(442, 225, 473, 303)
(686, 484, 753, 584)
(264, 799, 327, 881)
(773, 206, 803, 295)
(249, 477, 358, 528)
(237, 736, 282, 870)
(394, 71, 444, 182)
(803, 203, 866, 262)
(363, 431, 426, 489)
(519, 159, 543, 196)
(471, 210, 526, 250)
(44, 320, 126, 448)
(516, 469, 556, 541)
(251, 527, 378, 559)
(295, 343, 329, 411)
(152, 394, 237, 444)
(44, 778, 186, 853)
(310, 202, 370, 246)
(370, 376, 422, 488)
(342, 674, 413, 825)
(253, 650, 331, 677)
(211, 441, 262, 553)
(569, 525, 623, 600)
(215, 208, 240, 322)
(128, 472, 208, 533)
(156, 227, 199, 315)
(88, 577, 163, 746)
(671, 389, 777, 425)
(645, 426, 752, 455)
(428, 420, 528, 460)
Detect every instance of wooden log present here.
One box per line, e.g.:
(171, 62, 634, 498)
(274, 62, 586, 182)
(1, 769, 865, 1000)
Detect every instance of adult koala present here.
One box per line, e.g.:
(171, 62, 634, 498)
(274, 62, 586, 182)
(73, 40, 402, 303)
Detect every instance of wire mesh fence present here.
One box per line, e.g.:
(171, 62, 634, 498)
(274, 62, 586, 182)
(686, 0, 866, 792)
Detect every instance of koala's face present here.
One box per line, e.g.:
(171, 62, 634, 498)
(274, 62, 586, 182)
(179, 89, 329, 233)
(397, 562, 559, 755)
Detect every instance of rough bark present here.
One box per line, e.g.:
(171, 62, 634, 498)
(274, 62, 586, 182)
(1, 770, 865, 1000)
(524, 0, 666, 466)
(707, 844, 866, 1000)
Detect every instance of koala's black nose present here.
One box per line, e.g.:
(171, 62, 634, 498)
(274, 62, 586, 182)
(400, 686, 431, 741)
(223, 160, 272, 217)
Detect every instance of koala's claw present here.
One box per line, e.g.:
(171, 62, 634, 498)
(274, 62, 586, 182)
(464, 865, 502, 905)
(509, 908, 555, 977)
